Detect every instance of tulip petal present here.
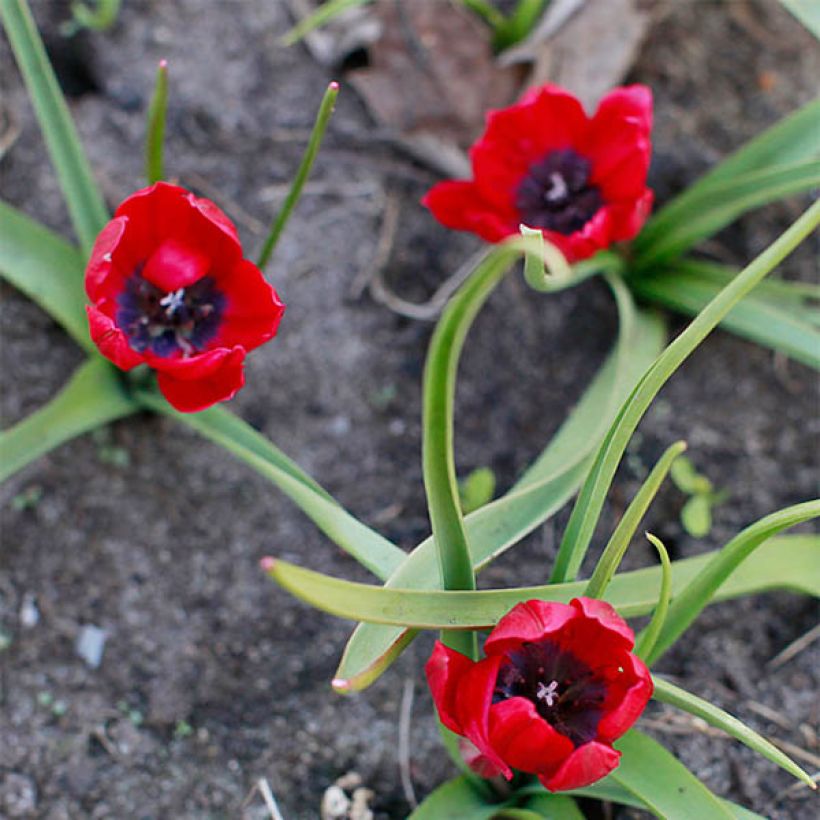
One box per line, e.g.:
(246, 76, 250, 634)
(217, 260, 286, 351)
(596, 653, 654, 742)
(423, 181, 517, 243)
(155, 346, 246, 412)
(484, 600, 577, 657)
(86, 304, 145, 371)
(85, 217, 129, 303)
(540, 741, 621, 792)
(571, 598, 635, 648)
(425, 641, 474, 735)
(142, 238, 211, 291)
(488, 697, 574, 775)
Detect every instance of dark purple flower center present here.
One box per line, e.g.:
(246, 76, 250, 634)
(116, 268, 225, 357)
(493, 639, 607, 747)
(514, 148, 602, 235)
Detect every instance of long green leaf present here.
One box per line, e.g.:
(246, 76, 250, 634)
(135, 388, 406, 581)
(584, 441, 685, 599)
(633, 534, 672, 661)
(0, 200, 92, 351)
(145, 59, 168, 185)
(0, 358, 137, 482)
(1, 0, 108, 254)
(632, 259, 820, 369)
(780, 0, 820, 39)
(652, 677, 815, 787)
(280, 0, 372, 46)
(636, 97, 820, 261)
(332, 309, 666, 691)
(635, 160, 820, 265)
(409, 775, 504, 820)
(611, 730, 735, 819)
(263, 534, 819, 629)
(550, 199, 820, 583)
(646, 501, 820, 663)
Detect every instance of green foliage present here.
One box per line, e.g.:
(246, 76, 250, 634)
(60, 0, 120, 36)
(459, 467, 497, 515)
(145, 59, 169, 185)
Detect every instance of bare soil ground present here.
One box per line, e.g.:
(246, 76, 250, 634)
(1, 1, 818, 817)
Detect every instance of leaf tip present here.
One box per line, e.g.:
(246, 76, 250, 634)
(259, 556, 276, 575)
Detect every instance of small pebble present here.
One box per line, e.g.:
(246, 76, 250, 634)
(75, 624, 107, 668)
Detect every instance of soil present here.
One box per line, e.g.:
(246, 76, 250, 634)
(1, 1, 818, 818)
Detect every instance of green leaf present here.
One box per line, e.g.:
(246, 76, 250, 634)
(681, 495, 712, 538)
(652, 676, 815, 787)
(633, 534, 672, 661)
(670, 455, 701, 494)
(280, 0, 373, 46)
(550, 199, 820, 583)
(584, 441, 685, 599)
(0, 358, 137, 483)
(635, 159, 820, 267)
(611, 730, 735, 819)
(62, 0, 120, 35)
(493, 0, 550, 50)
(0, 200, 92, 351)
(263, 533, 819, 630)
(1, 0, 108, 254)
(135, 387, 406, 581)
(333, 307, 666, 691)
(256, 81, 339, 270)
(646, 500, 820, 663)
(459, 467, 496, 515)
(145, 59, 169, 185)
(632, 259, 820, 369)
(409, 775, 501, 819)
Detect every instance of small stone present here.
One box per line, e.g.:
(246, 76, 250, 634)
(320, 785, 350, 820)
(19, 593, 39, 628)
(75, 624, 107, 668)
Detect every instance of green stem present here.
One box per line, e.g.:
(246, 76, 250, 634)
(145, 59, 169, 185)
(256, 81, 339, 271)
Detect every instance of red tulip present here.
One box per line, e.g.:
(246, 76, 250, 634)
(85, 183, 285, 412)
(423, 85, 654, 262)
(426, 598, 653, 791)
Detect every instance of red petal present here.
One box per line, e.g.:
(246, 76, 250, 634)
(454, 656, 511, 779)
(423, 181, 517, 243)
(458, 737, 506, 779)
(155, 346, 246, 412)
(142, 237, 211, 291)
(571, 598, 635, 648)
(604, 190, 654, 243)
(216, 260, 286, 351)
(85, 217, 129, 303)
(425, 641, 473, 735)
(484, 600, 576, 657)
(540, 741, 621, 791)
(593, 85, 653, 133)
(488, 697, 574, 776)
(86, 304, 145, 371)
(596, 653, 653, 742)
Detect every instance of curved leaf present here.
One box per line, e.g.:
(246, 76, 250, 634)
(0, 200, 91, 351)
(652, 677, 815, 787)
(263, 533, 819, 630)
(550, 199, 820, 583)
(0, 358, 137, 483)
(409, 775, 500, 819)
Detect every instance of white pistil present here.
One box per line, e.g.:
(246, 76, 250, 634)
(536, 680, 559, 707)
(160, 288, 186, 316)
(544, 172, 568, 203)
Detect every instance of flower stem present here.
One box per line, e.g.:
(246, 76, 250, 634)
(256, 81, 339, 271)
(145, 59, 169, 185)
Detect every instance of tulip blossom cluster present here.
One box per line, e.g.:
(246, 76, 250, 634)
(426, 598, 653, 791)
(85, 182, 285, 412)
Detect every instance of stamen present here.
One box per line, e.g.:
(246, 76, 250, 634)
(160, 288, 186, 316)
(544, 172, 568, 203)
(536, 680, 559, 707)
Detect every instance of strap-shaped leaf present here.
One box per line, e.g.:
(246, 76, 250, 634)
(0, 358, 137, 483)
(635, 160, 820, 265)
(332, 308, 666, 691)
(635, 96, 820, 263)
(611, 730, 736, 818)
(1, 0, 108, 253)
(550, 199, 820, 583)
(631, 259, 820, 369)
(0, 200, 92, 351)
(263, 534, 819, 629)
(645, 500, 820, 663)
(652, 677, 815, 787)
(136, 388, 406, 581)
(409, 775, 503, 819)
